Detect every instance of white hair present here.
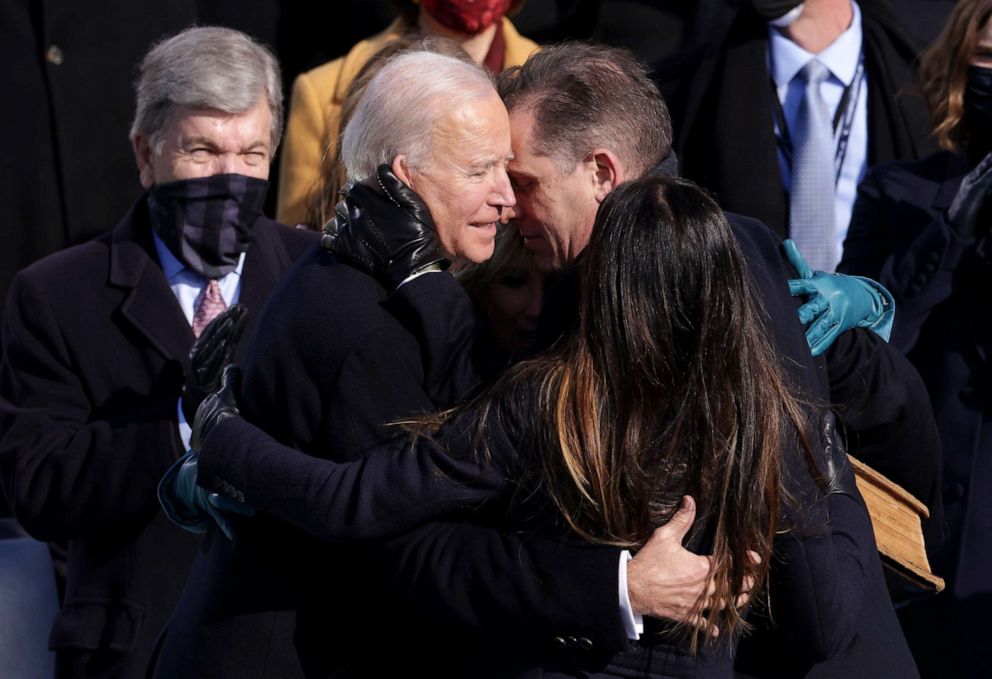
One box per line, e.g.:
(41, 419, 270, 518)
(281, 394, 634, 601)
(341, 49, 497, 183)
(130, 26, 283, 151)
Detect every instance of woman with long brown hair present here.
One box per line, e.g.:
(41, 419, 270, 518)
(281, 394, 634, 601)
(181, 173, 880, 676)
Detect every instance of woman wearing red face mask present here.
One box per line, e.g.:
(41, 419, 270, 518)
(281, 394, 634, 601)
(838, 2, 992, 676)
(277, 0, 538, 228)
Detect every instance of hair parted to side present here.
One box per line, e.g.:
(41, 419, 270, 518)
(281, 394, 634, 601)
(496, 42, 673, 176)
(130, 26, 283, 152)
(309, 37, 472, 227)
(340, 50, 497, 184)
(919, 0, 992, 151)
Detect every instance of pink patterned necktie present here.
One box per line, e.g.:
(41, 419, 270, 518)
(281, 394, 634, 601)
(191, 279, 227, 338)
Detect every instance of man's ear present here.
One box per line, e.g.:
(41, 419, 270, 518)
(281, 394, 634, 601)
(587, 149, 624, 203)
(133, 135, 155, 189)
(391, 155, 415, 189)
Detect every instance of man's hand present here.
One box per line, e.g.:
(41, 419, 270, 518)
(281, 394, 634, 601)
(192, 364, 242, 450)
(784, 240, 894, 356)
(323, 164, 448, 291)
(181, 304, 247, 422)
(157, 451, 254, 540)
(626, 496, 755, 634)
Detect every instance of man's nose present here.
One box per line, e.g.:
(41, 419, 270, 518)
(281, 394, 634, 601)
(217, 153, 241, 175)
(492, 169, 516, 209)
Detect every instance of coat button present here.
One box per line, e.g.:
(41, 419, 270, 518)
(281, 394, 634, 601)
(566, 636, 578, 648)
(552, 636, 568, 649)
(45, 45, 64, 65)
(577, 637, 594, 651)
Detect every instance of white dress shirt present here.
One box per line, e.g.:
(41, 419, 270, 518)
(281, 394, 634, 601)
(769, 0, 868, 271)
(153, 232, 245, 449)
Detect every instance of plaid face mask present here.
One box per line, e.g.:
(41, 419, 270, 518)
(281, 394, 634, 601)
(149, 173, 269, 278)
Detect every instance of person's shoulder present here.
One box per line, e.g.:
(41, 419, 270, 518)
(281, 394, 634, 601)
(865, 150, 960, 186)
(14, 228, 116, 294)
(259, 218, 321, 253)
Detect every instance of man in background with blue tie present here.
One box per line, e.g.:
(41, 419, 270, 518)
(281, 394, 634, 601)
(0, 26, 314, 679)
(671, 0, 944, 272)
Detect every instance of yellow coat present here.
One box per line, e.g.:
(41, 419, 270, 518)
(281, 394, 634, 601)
(276, 17, 539, 226)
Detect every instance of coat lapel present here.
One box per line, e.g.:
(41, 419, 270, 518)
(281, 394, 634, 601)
(108, 196, 193, 367)
(235, 219, 293, 364)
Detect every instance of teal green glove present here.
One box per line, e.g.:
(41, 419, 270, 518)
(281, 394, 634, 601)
(158, 451, 254, 540)
(784, 239, 894, 357)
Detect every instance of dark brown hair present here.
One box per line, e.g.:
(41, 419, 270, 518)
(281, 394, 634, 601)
(497, 42, 673, 175)
(919, 0, 992, 151)
(421, 175, 807, 648)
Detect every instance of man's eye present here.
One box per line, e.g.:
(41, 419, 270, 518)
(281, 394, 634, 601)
(189, 148, 212, 160)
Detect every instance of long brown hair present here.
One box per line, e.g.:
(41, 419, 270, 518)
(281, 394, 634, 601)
(414, 175, 808, 647)
(919, 0, 992, 151)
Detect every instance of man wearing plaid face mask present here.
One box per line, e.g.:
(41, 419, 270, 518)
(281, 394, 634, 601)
(0, 26, 315, 679)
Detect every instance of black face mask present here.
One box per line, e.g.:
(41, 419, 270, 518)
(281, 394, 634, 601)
(149, 174, 268, 278)
(965, 65, 992, 136)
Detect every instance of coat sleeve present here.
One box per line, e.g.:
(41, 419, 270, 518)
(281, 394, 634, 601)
(198, 395, 512, 544)
(770, 489, 874, 662)
(383, 271, 506, 404)
(276, 70, 332, 226)
(825, 328, 944, 548)
(0, 273, 183, 541)
(839, 166, 971, 352)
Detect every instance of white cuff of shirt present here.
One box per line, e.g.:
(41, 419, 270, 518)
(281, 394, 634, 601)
(619, 550, 644, 640)
(395, 264, 445, 290)
(176, 397, 192, 451)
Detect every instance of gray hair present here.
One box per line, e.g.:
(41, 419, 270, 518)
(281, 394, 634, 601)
(130, 26, 283, 152)
(341, 49, 497, 183)
(497, 43, 673, 177)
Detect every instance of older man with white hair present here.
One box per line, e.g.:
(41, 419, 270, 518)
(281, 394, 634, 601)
(151, 47, 521, 679)
(0, 26, 315, 678)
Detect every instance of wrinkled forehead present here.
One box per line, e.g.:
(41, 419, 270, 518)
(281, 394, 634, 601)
(424, 94, 512, 166)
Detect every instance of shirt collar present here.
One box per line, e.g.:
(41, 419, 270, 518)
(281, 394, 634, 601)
(769, 1, 862, 88)
(152, 230, 246, 282)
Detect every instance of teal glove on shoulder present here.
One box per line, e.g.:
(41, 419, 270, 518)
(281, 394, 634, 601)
(783, 239, 895, 357)
(158, 450, 254, 540)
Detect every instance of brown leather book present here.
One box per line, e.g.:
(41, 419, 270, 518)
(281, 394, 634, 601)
(850, 455, 944, 598)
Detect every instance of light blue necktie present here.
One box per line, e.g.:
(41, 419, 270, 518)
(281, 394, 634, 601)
(789, 59, 837, 272)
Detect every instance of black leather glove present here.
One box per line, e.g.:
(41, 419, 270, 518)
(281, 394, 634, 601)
(821, 410, 857, 497)
(181, 304, 247, 423)
(322, 164, 449, 290)
(948, 152, 992, 239)
(191, 364, 242, 450)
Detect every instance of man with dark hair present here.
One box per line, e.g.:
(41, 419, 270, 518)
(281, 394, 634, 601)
(0, 27, 315, 678)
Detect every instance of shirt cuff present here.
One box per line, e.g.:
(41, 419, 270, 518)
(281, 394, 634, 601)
(396, 263, 445, 290)
(176, 397, 193, 451)
(619, 550, 644, 640)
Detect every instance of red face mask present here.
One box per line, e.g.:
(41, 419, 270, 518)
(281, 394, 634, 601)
(420, 0, 513, 35)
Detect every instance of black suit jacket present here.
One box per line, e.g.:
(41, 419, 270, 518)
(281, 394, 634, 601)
(190, 213, 934, 678)
(155, 252, 628, 678)
(839, 152, 992, 675)
(0, 195, 315, 678)
(672, 0, 937, 238)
